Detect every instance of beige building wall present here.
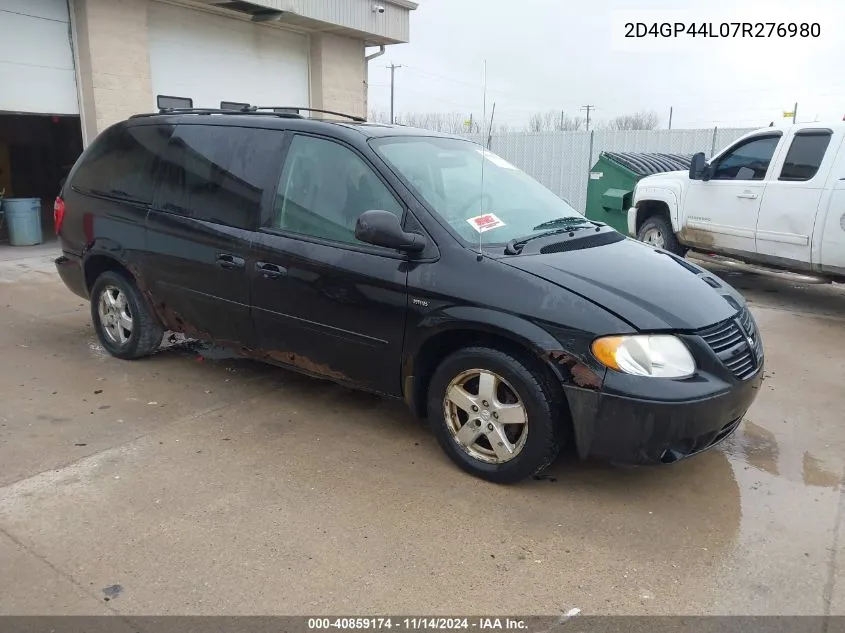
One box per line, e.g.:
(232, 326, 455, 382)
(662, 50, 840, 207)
(72, 0, 154, 144)
(310, 33, 367, 119)
(71, 1, 371, 143)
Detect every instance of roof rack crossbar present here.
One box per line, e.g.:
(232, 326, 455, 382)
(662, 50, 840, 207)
(130, 108, 305, 119)
(130, 106, 365, 122)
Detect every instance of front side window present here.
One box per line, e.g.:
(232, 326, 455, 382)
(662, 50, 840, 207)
(272, 135, 403, 245)
(779, 132, 831, 181)
(156, 125, 283, 230)
(371, 136, 584, 245)
(72, 125, 170, 203)
(712, 136, 780, 181)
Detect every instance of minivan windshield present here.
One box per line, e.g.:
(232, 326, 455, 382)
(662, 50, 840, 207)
(371, 136, 587, 245)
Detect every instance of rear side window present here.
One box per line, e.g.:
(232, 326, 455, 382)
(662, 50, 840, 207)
(71, 125, 170, 203)
(155, 125, 284, 230)
(778, 132, 832, 181)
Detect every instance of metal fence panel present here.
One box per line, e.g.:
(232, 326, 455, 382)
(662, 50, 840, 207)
(464, 127, 755, 212)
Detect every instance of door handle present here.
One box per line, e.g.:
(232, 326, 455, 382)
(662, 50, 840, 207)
(256, 262, 287, 280)
(216, 253, 245, 269)
(736, 192, 758, 199)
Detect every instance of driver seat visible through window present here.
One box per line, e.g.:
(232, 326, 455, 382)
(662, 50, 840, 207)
(273, 135, 404, 245)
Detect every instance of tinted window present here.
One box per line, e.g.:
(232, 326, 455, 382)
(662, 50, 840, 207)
(272, 135, 403, 245)
(712, 136, 780, 181)
(156, 125, 283, 230)
(72, 125, 170, 203)
(779, 133, 831, 181)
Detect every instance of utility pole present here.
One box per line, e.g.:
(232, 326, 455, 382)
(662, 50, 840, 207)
(559, 110, 564, 131)
(668, 106, 673, 130)
(793, 101, 798, 124)
(387, 63, 402, 124)
(581, 105, 595, 131)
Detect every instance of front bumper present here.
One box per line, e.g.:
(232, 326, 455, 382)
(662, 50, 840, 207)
(626, 206, 637, 237)
(569, 364, 763, 465)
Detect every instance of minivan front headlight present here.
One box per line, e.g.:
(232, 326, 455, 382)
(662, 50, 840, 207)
(592, 335, 695, 378)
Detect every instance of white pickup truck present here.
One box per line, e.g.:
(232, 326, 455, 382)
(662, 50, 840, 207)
(627, 122, 845, 282)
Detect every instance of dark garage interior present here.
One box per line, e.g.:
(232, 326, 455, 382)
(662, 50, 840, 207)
(0, 114, 83, 244)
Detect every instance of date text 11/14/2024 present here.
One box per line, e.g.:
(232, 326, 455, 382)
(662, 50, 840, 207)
(308, 618, 529, 630)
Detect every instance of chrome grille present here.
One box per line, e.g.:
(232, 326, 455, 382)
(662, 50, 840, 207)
(698, 308, 761, 380)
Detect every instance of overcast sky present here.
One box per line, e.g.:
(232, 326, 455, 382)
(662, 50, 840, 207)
(367, 0, 844, 130)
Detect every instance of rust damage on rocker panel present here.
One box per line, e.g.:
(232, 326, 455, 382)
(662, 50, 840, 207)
(263, 351, 349, 382)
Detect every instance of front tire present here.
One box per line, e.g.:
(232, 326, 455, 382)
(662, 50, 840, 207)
(91, 270, 163, 360)
(427, 346, 563, 484)
(637, 214, 686, 256)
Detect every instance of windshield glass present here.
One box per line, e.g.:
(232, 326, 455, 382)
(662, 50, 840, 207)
(371, 136, 585, 245)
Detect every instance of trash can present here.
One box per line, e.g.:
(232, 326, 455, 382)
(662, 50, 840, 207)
(4, 197, 43, 246)
(585, 152, 692, 234)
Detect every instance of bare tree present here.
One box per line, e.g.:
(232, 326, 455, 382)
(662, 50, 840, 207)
(606, 110, 660, 130)
(528, 110, 584, 132)
(368, 109, 391, 123)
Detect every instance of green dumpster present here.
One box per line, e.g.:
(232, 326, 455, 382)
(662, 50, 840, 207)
(585, 152, 692, 233)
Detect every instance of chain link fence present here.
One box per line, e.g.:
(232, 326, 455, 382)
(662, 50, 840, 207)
(463, 127, 756, 211)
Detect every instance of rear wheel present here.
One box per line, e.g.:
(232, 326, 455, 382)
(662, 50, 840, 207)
(91, 270, 163, 359)
(637, 214, 686, 256)
(427, 346, 563, 484)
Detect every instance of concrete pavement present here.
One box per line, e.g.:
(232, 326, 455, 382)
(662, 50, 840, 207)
(0, 245, 843, 616)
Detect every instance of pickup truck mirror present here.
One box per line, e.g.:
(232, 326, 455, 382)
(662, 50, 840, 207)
(689, 152, 708, 180)
(354, 210, 427, 253)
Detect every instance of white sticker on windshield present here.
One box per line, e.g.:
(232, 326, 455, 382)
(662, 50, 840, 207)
(477, 149, 517, 170)
(467, 213, 506, 233)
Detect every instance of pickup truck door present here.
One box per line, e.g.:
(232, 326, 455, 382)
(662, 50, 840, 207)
(755, 128, 840, 267)
(680, 133, 783, 255)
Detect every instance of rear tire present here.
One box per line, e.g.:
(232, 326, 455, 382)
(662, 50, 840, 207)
(91, 270, 163, 360)
(637, 214, 686, 256)
(427, 346, 563, 484)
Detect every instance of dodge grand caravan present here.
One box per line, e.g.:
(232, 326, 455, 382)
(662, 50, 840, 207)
(54, 107, 764, 483)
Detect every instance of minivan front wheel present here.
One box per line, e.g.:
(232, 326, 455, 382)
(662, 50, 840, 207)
(91, 271, 163, 360)
(427, 347, 562, 483)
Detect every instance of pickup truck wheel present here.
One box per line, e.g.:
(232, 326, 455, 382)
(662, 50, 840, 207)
(91, 270, 163, 360)
(427, 347, 562, 484)
(637, 215, 686, 256)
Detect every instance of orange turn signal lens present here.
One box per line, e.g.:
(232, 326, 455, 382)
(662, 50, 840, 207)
(591, 336, 625, 371)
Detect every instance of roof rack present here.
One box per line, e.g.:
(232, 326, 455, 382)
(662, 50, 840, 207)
(252, 106, 366, 122)
(129, 106, 366, 122)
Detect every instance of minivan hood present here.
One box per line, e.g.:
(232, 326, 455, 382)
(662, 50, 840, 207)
(502, 238, 742, 331)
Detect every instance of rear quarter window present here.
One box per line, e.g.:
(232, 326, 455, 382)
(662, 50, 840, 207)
(155, 125, 284, 230)
(71, 125, 172, 204)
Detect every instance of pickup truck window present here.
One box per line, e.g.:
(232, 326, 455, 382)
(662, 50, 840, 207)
(778, 131, 832, 182)
(712, 135, 780, 181)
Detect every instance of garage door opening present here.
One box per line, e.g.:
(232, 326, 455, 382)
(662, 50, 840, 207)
(0, 114, 83, 245)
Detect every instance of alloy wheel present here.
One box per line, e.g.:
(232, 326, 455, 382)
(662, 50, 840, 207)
(642, 226, 666, 248)
(443, 369, 529, 464)
(97, 285, 134, 346)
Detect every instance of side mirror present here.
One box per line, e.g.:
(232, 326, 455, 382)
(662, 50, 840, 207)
(689, 152, 708, 180)
(355, 210, 427, 253)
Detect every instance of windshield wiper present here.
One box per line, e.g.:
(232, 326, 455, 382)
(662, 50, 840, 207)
(531, 216, 594, 231)
(504, 220, 602, 255)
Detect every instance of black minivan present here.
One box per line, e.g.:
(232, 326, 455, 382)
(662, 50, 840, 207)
(54, 108, 764, 483)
